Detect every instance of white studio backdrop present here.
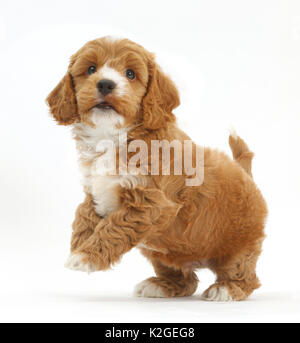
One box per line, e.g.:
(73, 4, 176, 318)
(0, 0, 300, 322)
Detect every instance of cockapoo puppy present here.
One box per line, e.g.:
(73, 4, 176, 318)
(47, 37, 267, 301)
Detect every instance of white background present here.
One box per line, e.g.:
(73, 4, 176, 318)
(1, 0, 300, 323)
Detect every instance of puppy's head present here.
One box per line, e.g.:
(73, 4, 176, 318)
(46, 37, 180, 129)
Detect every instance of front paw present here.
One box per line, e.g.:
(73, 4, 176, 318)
(64, 253, 97, 274)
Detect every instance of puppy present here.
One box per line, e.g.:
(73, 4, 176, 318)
(47, 37, 267, 301)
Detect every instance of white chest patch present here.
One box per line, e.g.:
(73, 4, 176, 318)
(73, 108, 145, 217)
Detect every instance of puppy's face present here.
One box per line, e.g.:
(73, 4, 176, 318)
(47, 37, 180, 130)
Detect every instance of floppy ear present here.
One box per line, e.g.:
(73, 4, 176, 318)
(46, 73, 79, 125)
(142, 61, 180, 130)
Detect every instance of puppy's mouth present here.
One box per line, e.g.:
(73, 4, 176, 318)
(94, 101, 115, 111)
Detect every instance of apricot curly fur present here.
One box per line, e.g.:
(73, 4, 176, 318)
(70, 193, 100, 252)
(73, 187, 181, 270)
(47, 37, 268, 301)
(46, 73, 78, 125)
(139, 255, 199, 297)
(141, 62, 179, 129)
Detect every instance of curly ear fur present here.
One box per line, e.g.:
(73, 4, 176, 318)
(46, 73, 79, 125)
(142, 61, 180, 130)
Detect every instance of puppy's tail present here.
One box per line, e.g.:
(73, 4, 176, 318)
(228, 127, 254, 177)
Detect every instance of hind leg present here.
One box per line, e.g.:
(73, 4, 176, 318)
(134, 257, 198, 298)
(202, 243, 262, 301)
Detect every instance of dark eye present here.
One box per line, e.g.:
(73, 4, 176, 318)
(87, 66, 97, 75)
(125, 69, 135, 80)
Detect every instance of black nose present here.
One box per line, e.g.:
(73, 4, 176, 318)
(97, 79, 116, 96)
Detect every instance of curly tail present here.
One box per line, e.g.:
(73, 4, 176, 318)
(229, 128, 254, 177)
